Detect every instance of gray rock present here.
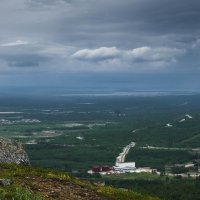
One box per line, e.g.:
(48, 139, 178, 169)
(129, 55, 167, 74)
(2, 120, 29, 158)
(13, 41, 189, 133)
(0, 138, 30, 165)
(0, 179, 11, 186)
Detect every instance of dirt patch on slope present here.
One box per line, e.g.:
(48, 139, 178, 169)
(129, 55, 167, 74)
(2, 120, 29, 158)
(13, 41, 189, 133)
(18, 176, 109, 200)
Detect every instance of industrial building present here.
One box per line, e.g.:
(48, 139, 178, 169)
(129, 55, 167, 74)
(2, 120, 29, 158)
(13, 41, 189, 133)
(114, 162, 136, 173)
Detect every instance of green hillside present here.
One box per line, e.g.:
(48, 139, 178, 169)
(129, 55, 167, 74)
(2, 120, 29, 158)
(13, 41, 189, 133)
(0, 163, 159, 200)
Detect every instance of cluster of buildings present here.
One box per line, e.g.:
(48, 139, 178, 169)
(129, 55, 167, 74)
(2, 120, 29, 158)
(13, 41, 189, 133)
(88, 141, 159, 175)
(88, 162, 159, 175)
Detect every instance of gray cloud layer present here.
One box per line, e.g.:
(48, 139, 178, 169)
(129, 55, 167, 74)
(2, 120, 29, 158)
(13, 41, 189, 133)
(0, 0, 200, 88)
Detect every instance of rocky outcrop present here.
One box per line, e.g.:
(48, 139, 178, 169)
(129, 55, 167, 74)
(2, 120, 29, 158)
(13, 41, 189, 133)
(0, 138, 30, 165)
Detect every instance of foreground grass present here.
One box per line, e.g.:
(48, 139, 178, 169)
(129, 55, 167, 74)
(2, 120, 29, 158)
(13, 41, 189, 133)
(0, 163, 160, 200)
(0, 186, 43, 200)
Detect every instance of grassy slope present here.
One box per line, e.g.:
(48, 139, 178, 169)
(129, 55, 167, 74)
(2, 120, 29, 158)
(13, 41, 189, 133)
(0, 163, 160, 200)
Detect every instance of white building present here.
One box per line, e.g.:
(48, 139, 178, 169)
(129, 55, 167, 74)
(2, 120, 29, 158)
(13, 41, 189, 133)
(114, 162, 136, 173)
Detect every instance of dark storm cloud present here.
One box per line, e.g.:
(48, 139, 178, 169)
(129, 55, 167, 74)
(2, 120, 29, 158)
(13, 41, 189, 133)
(8, 60, 39, 68)
(0, 41, 52, 69)
(6, 54, 47, 68)
(37, 0, 200, 48)
(11, 0, 199, 48)
(0, 0, 200, 87)
(2, 0, 200, 45)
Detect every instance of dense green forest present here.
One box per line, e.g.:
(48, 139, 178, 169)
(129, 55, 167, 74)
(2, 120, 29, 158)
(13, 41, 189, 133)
(105, 176, 200, 200)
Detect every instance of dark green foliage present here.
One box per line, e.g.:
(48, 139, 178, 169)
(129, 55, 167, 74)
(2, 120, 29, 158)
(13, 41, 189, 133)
(105, 178, 200, 200)
(126, 148, 196, 171)
(171, 166, 189, 174)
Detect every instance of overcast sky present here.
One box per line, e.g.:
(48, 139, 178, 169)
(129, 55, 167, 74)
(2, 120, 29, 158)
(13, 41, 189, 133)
(0, 0, 200, 91)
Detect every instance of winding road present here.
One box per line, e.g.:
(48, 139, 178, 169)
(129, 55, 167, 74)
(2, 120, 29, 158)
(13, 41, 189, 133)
(116, 142, 135, 164)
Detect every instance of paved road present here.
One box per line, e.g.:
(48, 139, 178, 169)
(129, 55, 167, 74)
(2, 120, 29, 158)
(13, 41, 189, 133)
(116, 142, 135, 164)
(140, 145, 200, 151)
